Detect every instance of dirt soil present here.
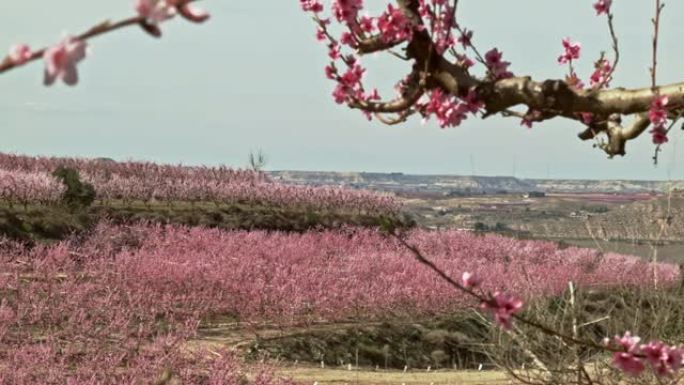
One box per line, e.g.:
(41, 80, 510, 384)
(276, 366, 507, 385)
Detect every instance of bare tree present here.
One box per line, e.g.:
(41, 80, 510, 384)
(248, 149, 268, 172)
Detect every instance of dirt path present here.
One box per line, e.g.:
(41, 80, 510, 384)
(276, 366, 507, 385)
(196, 321, 393, 349)
(192, 323, 508, 385)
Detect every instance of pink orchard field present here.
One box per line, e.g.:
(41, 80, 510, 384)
(0, 222, 678, 382)
(0, 153, 399, 215)
(1, 223, 677, 327)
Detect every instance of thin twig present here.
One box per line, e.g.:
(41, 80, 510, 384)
(653, 108, 684, 164)
(595, 10, 620, 90)
(388, 229, 629, 355)
(0, 0, 202, 75)
(650, 0, 665, 88)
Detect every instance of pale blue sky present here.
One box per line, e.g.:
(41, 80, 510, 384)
(1, 1, 683, 180)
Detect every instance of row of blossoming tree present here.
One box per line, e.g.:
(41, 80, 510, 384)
(2, 0, 684, 382)
(0, 222, 679, 382)
(0, 154, 400, 215)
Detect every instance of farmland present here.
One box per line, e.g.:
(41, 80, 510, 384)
(2, 221, 679, 383)
(401, 190, 684, 262)
(0, 154, 683, 384)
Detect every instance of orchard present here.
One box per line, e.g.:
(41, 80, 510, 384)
(1, 1, 684, 384)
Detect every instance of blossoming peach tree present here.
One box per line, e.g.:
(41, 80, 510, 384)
(298, 0, 684, 378)
(299, 0, 680, 164)
(2, 0, 683, 381)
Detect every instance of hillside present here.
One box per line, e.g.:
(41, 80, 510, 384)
(0, 154, 408, 242)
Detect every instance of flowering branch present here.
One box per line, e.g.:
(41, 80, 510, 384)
(591, 1, 619, 91)
(2, 0, 208, 85)
(389, 229, 608, 350)
(387, 226, 684, 379)
(1, 19, 135, 75)
(301, 0, 684, 158)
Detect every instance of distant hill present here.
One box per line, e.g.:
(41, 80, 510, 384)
(269, 171, 684, 195)
(531, 179, 684, 193)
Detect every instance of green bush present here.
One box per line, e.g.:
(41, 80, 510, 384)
(52, 166, 96, 209)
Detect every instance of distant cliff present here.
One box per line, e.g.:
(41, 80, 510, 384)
(269, 170, 684, 194)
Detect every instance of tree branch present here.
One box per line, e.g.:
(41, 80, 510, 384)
(356, 35, 403, 55)
(0, 18, 141, 74)
(0, 0, 202, 75)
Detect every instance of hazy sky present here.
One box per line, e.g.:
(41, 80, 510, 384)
(1, 1, 684, 180)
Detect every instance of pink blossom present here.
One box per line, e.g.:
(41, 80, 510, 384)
(655, 346, 684, 376)
(332, 0, 363, 24)
(461, 272, 481, 288)
(589, 59, 612, 88)
(484, 48, 513, 80)
(609, 332, 646, 376)
(455, 53, 475, 68)
(649, 95, 669, 144)
(368, 88, 380, 100)
(340, 32, 355, 46)
(176, 2, 210, 23)
(481, 292, 523, 329)
(325, 65, 336, 79)
(43, 37, 87, 86)
(649, 94, 669, 128)
(651, 126, 669, 145)
(461, 89, 483, 113)
(135, 0, 175, 23)
(613, 352, 646, 376)
(8, 44, 32, 65)
(328, 43, 341, 60)
(300, 0, 324, 13)
(565, 72, 585, 90)
(652, 353, 682, 377)
(316, 28, 327, 41)
(359, 16, 375, 33)
(377, 4, 414, 43)
(520, 110, 542, 128)
(615, 331, 641, 352)
(608, 333, 684, 377)
(419, 88, 481, 128)
(421, 89, 469, 128)
(642, 341, 667, 365)
(610, 332, 646, 376)
(593, 0, 612, 15)
(427, 5, 456, 54)
(331, 62, 365, 104)
(458, 29, 473, 47)
(558, 38, 581, 64)
(340, 63, 364, 85)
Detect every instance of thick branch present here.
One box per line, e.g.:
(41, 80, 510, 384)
(578, 114, 650, 156)
(338, 0, 677, 157)
(349, 72, 424, 113)
(480, 77, 684, 116)
(375, 110, 414, 125)
(356, 35, 402, 55)
(349, 92, 423, 113)
(601, 114, 649, 156)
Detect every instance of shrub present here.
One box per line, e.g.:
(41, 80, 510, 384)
(52, 166, 95, 209)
